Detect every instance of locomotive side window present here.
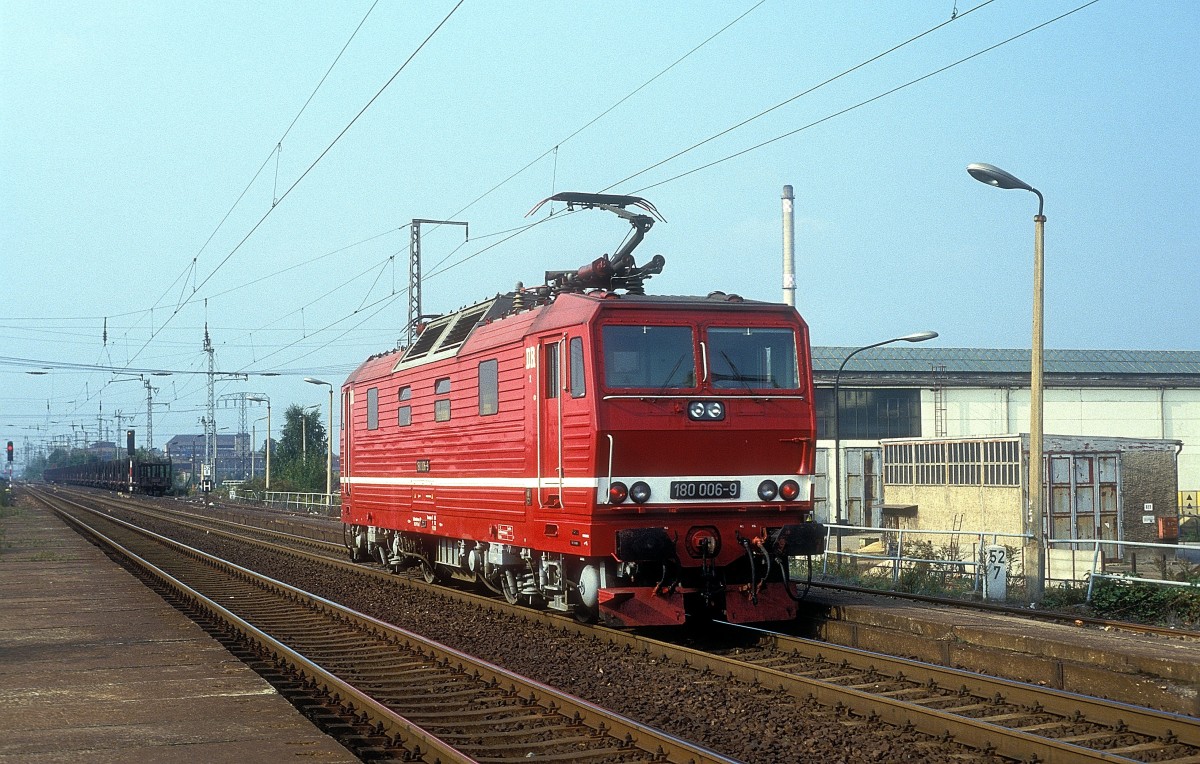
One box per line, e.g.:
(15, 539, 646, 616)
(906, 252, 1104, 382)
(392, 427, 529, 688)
(478, 359, 499, 415)
(545, 343, 560, 399)
(434, 377, 452, 422)
(569, 337, 586, 398)
(397, 386, 412, 427)
(602, 325, 695, 389)
(706, 327, 799, 390)
(367, 387, 379, 430)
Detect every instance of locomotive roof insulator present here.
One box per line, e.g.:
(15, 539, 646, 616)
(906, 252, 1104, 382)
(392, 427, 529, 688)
(526, 191, 667, 296)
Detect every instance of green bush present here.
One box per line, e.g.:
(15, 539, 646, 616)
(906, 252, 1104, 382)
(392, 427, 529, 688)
(1088, 576, 1200, 627)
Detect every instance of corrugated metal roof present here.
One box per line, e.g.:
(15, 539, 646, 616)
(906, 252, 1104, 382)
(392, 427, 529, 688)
(812, 347, 1200, 375)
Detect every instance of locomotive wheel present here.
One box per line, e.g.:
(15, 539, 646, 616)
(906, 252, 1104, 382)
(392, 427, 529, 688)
(573, 602, 599, 624)
(419, 559, 439, 584)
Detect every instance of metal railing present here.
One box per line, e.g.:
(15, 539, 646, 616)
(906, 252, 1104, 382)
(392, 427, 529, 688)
(229, 488, 340, 515)
(815, 522, 1199, 601)
(264, 491, 340, 514)
(1044, 537, 1200, 601)
(819, 523, 1028, 595)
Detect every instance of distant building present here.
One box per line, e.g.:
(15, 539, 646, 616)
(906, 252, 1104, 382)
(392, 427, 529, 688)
(164, 433, 257, 484)
(814, 347, 1200, 530)
(162, 434, 338, 487)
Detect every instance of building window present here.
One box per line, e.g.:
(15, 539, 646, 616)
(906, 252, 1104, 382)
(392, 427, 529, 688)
(434, 378, 451, 394)
(883, 443, 913, 484)
(884, 437, 1021, 487)
(816, 388, 921, 440)
(397, 386, 411, 426)
(947, 440, 981, 485)
(915, 442, 946, 485)
(569, 337, 586, 398)
(367, 387, 378, 430)
(479, 359, 498, 416)
(983, 439, 1020, 486)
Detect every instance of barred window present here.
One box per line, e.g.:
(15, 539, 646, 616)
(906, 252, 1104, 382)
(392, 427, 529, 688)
(947, 440, 981, 485)
(884, 437, 1021, 487)
(883, 443, 914, 484)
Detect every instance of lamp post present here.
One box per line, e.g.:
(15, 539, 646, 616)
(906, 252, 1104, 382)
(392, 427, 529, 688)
(251, 415, 267, 485)
(305, 378, 335, 507)
(247, 396, 271, 491)
(968, 162, 1046, 602)
(832, 331, 938, 533)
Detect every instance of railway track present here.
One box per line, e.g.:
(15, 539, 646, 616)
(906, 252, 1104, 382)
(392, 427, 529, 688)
(82, 489, 1200, 642)
(33, 488, 737, 764)
(43, 487, 1200, 762)
(700, 622, 1200, 763)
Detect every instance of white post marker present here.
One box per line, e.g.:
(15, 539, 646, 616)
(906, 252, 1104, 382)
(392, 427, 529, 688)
(984, 544, 1008, 601)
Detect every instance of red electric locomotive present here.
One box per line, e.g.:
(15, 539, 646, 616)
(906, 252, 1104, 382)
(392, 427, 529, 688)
(340, 193, 824, 627)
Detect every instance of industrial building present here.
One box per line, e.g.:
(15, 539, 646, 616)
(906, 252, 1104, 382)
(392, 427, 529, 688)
(812, 347, 1200, 537)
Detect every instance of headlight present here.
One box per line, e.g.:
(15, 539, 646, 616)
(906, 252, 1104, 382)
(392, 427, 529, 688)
(757, 480, 779, 501)
(630, 481, 652, 504)
(687, 400, 726, 421)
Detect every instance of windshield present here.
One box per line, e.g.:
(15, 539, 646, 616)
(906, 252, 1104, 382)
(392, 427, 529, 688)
(707, 327, 799, 390)
(602, 325, 696, 389)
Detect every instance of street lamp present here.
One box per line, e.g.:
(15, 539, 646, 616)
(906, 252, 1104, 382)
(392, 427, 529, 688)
(251, 415, 268, 486)
(247, 395, 271, 491)
(832, 331, 938, 531)
(968, 161, 1046, 601)
(304, 378, 335, 507)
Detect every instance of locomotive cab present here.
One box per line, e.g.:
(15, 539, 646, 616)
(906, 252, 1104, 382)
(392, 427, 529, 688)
(568, 297, 823, 625)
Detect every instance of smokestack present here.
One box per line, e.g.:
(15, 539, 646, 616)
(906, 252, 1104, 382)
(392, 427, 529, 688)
(781, 184, 796, 307)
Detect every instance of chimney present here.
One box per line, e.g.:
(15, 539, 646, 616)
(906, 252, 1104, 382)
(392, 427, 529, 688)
(781, 185, 796, 307)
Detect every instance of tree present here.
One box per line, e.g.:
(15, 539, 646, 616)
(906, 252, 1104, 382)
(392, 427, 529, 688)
(273, 404, 327, 493)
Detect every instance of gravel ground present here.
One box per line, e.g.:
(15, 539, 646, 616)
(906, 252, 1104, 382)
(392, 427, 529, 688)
(99, 502, 1005, 764)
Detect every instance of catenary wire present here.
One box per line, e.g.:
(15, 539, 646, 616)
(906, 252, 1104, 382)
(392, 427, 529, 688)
(627, 0, 1102, 195)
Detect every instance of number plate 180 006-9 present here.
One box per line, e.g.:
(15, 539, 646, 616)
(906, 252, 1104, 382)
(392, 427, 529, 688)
(669, 481, 741, 500)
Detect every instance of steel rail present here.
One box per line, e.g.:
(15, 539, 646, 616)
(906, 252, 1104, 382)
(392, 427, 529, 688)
(41, 495, 461, 763)
(55, 488, 1200, 762)
(34, 488, 740, 764)
(714, 621, 1200, 761)
(53, 487, 346, 556)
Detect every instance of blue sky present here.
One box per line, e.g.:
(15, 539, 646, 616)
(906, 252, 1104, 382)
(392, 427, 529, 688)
(2, 1, 1197, 451)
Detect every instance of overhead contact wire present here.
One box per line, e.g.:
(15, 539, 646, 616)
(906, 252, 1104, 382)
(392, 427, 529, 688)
(627, 0, 1101, 194)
